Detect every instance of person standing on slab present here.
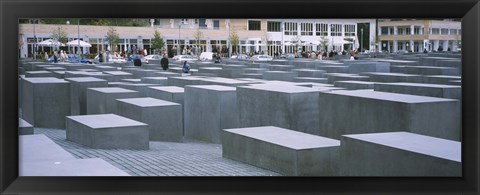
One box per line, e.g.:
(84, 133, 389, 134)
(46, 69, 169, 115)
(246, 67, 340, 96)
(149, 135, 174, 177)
(161, 54, 169, 71)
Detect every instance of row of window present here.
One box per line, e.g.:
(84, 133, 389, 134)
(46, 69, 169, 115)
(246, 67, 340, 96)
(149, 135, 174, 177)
(256, 21, 356, 37)
(430, 28, 461, 35)
(380, 26, 461, 35)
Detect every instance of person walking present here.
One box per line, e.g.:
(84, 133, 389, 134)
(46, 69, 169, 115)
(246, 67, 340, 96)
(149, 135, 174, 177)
(182, 61, 190, 74)
(161, 54, 169, 71)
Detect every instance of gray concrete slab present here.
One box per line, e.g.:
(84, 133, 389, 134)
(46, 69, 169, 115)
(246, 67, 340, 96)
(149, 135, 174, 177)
(262, 71, 298, 81)
(374, 82, 461, 99)
(237, 84, 320, 135)
(65, 77, 109, 115)
(21, 158, 130, 176)
(86, 87, 140, 114)
(319, 90, 461, 141)
(66, 114, 149, 149)
(116, 97, 183, 142)
(222, 126, 340, 176)
(184, 85, 238, 144)
(19, 118, 34, 135)
(22, 77, 70, 129)
(340, 132, 461, 176)
(334, 81, 375, 90)
(25, 71, 55, 78)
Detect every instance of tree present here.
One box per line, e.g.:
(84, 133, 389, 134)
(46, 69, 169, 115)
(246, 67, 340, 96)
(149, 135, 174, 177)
(51, 26, 68, 51)
(193, 29, 203, 55)
(106, 27, 119, 52)
(229, 31, 239, 54)
(318, 36, 329, 52)
(151, 29, 165, 55)
(291, 35, 302, 52)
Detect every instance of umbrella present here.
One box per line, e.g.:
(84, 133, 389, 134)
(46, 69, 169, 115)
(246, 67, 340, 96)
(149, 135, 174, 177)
(36, 39, 65, 47)
(66, 39, 92, 47)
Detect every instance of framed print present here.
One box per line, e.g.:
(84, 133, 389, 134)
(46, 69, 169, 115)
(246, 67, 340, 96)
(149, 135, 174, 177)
(1, 0, 479, 194)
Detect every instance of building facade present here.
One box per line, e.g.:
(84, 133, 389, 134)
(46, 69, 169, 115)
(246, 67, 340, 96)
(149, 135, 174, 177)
(19, 19, 376, 58)
(378, 19, 461, 52)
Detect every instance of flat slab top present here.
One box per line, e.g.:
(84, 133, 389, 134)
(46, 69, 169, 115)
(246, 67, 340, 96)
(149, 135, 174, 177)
(264, 71, 295, 73)
(20, 134, 76, 162)
(170, 76, 205, 81)
(202, 77, 253, 84)
(376, 82, 461, 89)
(26, 71, 52, 74)
(103, 71, 133, 75)
(149, 86, 185, 93)
(343, 132, 461, 162)
(23, 77, 69, 84)
(88, 87, 138, 93)
(293, 69, 325, 72)
(186, 85, 236, 91)
(240, 84, 319, 93)
(122, 79, 142, 82)
(118, 83, 159, 87)
(65, 77, 107, 82)
(295, 77, 327, 80)
(367, 72, 421, 77)
(95, 65, 115, 68)
(20, 158, 130, 176)
(224, 126, 340, 150)
(200, 67, 223, 70)
(19, 118, 33, 128)
(404, 66, 456, 69)
(117, 97, 180, 107)
(142, 77, 168, 80)
(325, 89, 457, 103)
(67, 114, 147, 129)
(425, 75, 462, 79)
(335, 81, 375, 85)
(156, 72, 180, 75)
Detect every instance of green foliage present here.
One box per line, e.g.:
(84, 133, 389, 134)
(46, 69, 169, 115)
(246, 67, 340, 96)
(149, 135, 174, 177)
(51, 26, 68, 44)
(106, 27, 120, 52)
(151, 30, 165, 54)
(229, 31, 239, 53)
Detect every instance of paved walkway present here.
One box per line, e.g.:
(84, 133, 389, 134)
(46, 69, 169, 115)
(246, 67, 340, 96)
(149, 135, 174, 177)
(34, 128, 281, 176)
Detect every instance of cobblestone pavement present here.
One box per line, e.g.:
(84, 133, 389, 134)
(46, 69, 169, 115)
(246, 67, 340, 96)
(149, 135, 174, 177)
(34, 128, 281, 176)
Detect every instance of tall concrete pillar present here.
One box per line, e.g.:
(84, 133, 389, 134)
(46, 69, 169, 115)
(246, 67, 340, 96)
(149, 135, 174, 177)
(443, 40, 449, 51)
(410, 40, 414, 52)
(433, 40, 440, 51)
(393, 40, 398, 52)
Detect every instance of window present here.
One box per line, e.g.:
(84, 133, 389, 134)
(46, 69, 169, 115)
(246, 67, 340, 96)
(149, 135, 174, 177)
(330, 24, 342, 36)
(180, 19, 188, 24)
(316, 23, 328, 36)
(284, 22, 297, 35)
(213, 20, 220, 30)
(267, 21, 281, 32)
(301, 23, 313, 36)
(414, 26, 422, 35)
(404, 27, 411, 35)
(431, 28, 440, 34)
(441, 28, 448, 35)
(450, 29, 458, 35)
(389, 27, 394, 35)
(344, 24, 355, 36)
(248, 20, 261, 31)
(458, 29, 462, 35)
(381, 27, 389, 35)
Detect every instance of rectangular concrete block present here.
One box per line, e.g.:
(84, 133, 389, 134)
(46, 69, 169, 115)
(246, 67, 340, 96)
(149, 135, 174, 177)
(293, 77, 328, 84)
(317, 65, 349, 73)
(86, 87, 140, 114)
(319, 90, 461, 141)
(423, 75, 462, 85)
(403, 66, 459, 76)
(116, 97, 183, 142)
(334, 81, 375, 90)
(340, 132, 461, 176)
(326, 73, 370, 84)
(222, 126, 340, 176)
(262, 71, 298, 82)
(19, 118, 34, 135)
(25, 71, 55, 78)
(237, 84, 320, 135)
(115, 83, 162, 96)
(167, 76, 205, 87)
(368, 72, 423, 83)
(65, 77, 109, 115)
(141, 77, 168, 85)
(66, 114, 149, 149)
(348, 62, 390, 74)
(184, 85, 238, 143)
(199, 77, 254, 87)
(292, 69, 326, 78)
(22, 77, 70, 129)
(103, 71, 135, 82)
(374, 82, 461, 99)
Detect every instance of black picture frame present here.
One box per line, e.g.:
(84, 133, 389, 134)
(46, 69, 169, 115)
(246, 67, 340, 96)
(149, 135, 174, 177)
(1, 0, 479, 194)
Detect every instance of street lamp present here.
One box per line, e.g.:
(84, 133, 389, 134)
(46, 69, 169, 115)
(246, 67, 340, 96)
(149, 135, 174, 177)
(360, 28, 364, 52)
(32, 19, 37, 61)
(77, 19, 81, 62)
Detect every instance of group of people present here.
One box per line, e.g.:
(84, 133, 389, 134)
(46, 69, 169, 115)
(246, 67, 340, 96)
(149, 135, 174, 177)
(40, 50, 70, 63)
